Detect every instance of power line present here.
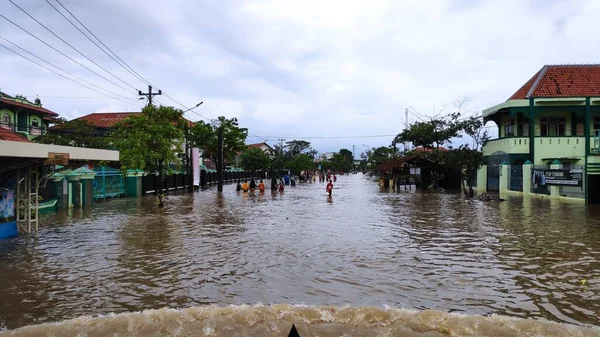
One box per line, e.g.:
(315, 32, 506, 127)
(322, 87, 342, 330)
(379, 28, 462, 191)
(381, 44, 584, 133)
(4, 1, 137, 93)
(0, 41, 140, 108)
(54, 0, 152, 86)
(46, 0, 148, 86)
(0, 35, 136, 101)
(244, 134, 397, 140)
(22, 96, 138, 100)
(46, 0, 208, 120)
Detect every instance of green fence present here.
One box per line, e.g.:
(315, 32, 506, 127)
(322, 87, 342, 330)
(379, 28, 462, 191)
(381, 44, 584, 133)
(93, 167, 125, 201)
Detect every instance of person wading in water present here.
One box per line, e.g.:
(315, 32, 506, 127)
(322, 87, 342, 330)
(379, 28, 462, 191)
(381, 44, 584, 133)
(326, 179, 334, 198)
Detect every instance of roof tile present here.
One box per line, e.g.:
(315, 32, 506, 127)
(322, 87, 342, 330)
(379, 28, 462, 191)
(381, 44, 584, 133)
(509, 64, 600, 99)
(0, 128, 31, 142)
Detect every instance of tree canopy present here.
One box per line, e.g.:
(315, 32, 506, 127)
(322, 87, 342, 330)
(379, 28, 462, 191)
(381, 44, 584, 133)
(112, 105, 185, 179)
(240, 147, 271, 173)
(189, 116, 248, 168)
(35, 118, 111, 149)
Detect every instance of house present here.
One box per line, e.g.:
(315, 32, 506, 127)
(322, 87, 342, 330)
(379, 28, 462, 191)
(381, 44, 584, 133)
(0, 91, 58, 141)
(247, 142, 275, 157)
(478, 64, 600, 203)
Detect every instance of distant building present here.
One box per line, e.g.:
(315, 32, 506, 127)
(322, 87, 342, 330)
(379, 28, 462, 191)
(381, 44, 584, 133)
(247, 142, 275, 157)
(0, 91, 58, 141)
(319, 152, 335, 161)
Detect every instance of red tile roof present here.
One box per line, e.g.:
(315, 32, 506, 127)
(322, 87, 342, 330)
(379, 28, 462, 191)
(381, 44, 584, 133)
(509, 64, 600, 99)
(66, 112, 195, 128)
(0, 128, 31, 142)
(69, 112, 139, 128)
(413, 146, 448, 152)
(0, 97, 58, 117)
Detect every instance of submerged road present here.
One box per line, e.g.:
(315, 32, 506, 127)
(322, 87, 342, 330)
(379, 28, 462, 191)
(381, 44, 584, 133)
(1, 174, 600, 330)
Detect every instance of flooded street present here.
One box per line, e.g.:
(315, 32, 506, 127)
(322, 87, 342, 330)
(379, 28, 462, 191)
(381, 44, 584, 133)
(1, 174, 600, 335)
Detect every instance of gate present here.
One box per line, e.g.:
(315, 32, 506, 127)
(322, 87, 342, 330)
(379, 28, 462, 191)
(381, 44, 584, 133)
(487, 151, 509, 192)
(510, 165, 523, 191)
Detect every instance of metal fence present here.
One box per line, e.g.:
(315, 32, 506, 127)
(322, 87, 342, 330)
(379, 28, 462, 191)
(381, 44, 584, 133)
(509, 165, 523, 192)
(93, 167, 125, 201)
(559, 166, 585, 199)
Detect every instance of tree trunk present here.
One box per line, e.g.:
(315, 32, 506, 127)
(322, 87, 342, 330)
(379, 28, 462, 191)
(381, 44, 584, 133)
(157, 160, 164, 208)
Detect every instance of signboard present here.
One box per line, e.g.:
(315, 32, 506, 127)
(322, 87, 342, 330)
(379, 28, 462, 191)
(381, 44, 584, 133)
(45, 152, 70, 166)
(532, 169, 582, 187)
(353, 160, 360, 166)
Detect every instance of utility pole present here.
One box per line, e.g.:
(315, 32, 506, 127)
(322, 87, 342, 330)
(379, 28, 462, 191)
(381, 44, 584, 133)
(404, 108, 409, 154)
(352, 145, 355, 160)
(138, 85, 162, 105)
(217, 125, 224, 192)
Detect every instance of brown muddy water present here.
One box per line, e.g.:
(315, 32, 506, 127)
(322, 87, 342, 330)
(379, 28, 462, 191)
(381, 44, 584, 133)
(1, 174, 599, 336)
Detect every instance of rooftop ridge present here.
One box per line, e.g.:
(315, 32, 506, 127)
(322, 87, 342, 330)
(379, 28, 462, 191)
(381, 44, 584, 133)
(526, 65, 548, 98)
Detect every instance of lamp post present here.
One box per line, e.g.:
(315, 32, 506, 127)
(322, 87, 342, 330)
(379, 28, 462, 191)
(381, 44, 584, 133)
(212, 119, 224, 192)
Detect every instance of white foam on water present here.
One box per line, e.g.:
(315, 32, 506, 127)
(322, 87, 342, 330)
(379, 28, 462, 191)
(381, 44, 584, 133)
(0, 304, 598, 337)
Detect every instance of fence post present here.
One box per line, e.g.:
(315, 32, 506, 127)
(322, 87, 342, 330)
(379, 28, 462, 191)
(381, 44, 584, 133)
(499, 161, 509, 200)
(102, 166, 106, 200)
(477, 165, 487, 193)
(522, 160, 532, 195)
(550, 159, 561, 199)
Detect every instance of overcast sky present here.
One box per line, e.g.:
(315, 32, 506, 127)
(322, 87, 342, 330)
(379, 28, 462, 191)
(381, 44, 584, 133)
(1, 0, 599, 154)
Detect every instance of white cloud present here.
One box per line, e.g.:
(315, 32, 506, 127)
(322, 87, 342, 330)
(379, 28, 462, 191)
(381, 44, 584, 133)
(1, 0, 599, 152)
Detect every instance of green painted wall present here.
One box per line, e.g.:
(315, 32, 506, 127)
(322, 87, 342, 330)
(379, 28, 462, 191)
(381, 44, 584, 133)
(0, 108, 14, 126)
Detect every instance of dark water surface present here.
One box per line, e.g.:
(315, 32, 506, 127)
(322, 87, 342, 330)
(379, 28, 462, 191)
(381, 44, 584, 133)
(1, 174, 600, 333)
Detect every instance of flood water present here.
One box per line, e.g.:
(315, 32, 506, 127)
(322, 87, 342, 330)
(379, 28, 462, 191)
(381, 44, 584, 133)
(1, 174, 600, 336)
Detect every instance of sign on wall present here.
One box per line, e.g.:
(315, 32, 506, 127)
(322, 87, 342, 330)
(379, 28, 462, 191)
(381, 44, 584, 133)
(45, 152, 70, 166)
(532, 169, 582, 187)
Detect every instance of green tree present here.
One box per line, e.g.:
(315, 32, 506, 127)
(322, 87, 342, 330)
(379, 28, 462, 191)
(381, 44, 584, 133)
(113, 105, 186, 205)
(240, 147, 271, 174)
(35, 117, 111, 149)
(395, 99, 470, 188)
(189, 116, 248, 187)
(285, 140, 312, 156)
(367, 146, 394, 169)
(288, 154, 316, 174)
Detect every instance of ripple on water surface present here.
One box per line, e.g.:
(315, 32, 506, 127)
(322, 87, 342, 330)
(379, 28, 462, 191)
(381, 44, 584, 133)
(0, 175, 600, 332)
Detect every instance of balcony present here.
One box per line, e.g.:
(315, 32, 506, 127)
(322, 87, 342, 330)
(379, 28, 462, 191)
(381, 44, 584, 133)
(535, 137, 585, 161)
(0, 122, 48, 137)
(483, 137, 529, 156)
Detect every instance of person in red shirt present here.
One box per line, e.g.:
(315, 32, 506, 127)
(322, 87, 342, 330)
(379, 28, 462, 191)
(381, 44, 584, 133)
(333, 174, 337, 182)
(326, 179, 333, 197)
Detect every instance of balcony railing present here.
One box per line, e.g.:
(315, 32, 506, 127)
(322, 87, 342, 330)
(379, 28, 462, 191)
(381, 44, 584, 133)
(0, 122, 48, 137)
(483, 137, 529, 156)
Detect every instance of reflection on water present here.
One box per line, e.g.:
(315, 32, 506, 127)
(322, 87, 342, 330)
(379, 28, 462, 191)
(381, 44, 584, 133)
(1, 175, 600, 333)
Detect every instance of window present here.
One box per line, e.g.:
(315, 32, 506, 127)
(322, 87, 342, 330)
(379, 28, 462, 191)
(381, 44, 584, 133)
(540, 118, 565, 136)
(522, 122, 529, 137)
(2, 113, 9, 124)
(504, 119, 514, 137)
(593, 118, 600, 132)
(31, 119, 39, 127)
(576, 122, 584, 136)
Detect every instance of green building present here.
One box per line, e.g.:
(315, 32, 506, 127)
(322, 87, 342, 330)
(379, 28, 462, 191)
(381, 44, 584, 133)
(0, 92, 57, 141)
(477, 64, 600, 203)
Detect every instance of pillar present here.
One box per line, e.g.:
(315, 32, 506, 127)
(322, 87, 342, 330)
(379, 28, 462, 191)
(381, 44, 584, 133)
(80, 178, 94, 206)
(550, 159, 561, 199)
(477, 164, 487, 193)
(522, 160, 532, 195)
(499, 161, 509, 200)
(125, 173, 143, 197)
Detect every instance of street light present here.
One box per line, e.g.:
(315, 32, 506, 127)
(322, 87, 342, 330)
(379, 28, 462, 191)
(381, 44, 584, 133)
(183, 101, 203, 113)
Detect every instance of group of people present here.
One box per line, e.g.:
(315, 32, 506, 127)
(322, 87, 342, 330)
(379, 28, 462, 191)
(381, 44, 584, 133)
(236, 172, 336, 197)
(236, 177, 294, 193)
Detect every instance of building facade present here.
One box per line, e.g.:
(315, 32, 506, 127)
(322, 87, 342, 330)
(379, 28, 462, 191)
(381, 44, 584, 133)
(477, 64, 600, 203)
(0, 92, 58, 141)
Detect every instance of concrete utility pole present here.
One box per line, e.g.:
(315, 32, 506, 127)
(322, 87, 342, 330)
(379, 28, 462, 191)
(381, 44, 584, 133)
(138, 85, 162, 105)
(404, 108, 409, 154)
(217, 125, 224, 192)
(352, 144, 355, 160)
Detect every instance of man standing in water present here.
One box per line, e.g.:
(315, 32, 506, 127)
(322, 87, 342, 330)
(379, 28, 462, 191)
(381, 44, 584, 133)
(326, 179, 334, 198)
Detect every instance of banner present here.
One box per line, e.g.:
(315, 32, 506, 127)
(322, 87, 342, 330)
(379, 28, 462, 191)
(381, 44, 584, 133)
(532, 169, 582, 187)
(192, 148, 200, 186)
